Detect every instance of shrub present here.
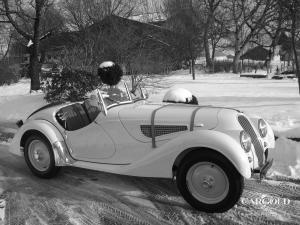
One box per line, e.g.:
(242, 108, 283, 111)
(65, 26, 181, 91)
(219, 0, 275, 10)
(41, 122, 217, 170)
(19, 63, 29, 78)
(44, 68, 101, 103)
(0, 64, 19, 85)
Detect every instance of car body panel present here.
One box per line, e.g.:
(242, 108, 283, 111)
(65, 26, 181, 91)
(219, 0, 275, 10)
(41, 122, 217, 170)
(119, 103, 219, 143)
(10, 105, 252, 179)
(71, 130, 252, 179)
(10, 119, 65, 157)
(65, 121, 116, 161)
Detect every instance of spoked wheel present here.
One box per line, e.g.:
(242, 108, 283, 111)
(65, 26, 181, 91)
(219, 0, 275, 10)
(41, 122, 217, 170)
(24, 134, 60, 178)
(176, 150, 244, 212)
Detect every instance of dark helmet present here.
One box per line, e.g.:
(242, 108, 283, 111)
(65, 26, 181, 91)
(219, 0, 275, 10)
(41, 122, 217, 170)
(98, 61, 123, 86)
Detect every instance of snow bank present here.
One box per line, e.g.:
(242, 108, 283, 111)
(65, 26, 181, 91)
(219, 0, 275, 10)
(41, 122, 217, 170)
(0, 93, 46, 123)
(274, 127, 300, 139)
(270, 137, 300, 179)
(0, 78, 47, 123)
(0, 79, 30, 98)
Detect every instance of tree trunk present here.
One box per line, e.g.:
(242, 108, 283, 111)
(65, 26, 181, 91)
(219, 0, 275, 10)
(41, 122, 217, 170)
(233, 52, 242, 74)
(191, 59, 195, 80)
(211, 46, 216, 73)
(291, 11, 300, 94)
(28, 1, 42, 91)
(204, 29, 213, 71)
(232, 31, 241, 74)
(1, 35, 12, 61)
(40, 50, 46, 63)
(203, 10, 214, 72)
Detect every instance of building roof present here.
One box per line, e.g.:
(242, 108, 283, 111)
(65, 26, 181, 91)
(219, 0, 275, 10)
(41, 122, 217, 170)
(39, 15, 177, 52)
(40, 31, 80, 52)
(88, 15, 174, 36)
(241, 46, 269, 61)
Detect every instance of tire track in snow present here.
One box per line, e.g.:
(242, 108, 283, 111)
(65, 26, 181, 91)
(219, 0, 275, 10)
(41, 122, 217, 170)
(0, 144, 300, 225)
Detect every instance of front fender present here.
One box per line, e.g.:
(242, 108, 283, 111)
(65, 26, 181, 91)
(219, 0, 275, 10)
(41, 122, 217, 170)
(123, 130, 251, 179)
(9, 119, 73, 166)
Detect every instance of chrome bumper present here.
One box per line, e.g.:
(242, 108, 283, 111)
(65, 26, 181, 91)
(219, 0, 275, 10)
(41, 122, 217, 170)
(252, 158, 274, 181)
(259, 158, 274, 180)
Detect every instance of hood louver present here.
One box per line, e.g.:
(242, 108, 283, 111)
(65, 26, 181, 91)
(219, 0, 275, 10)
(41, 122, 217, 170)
(140, 125, 188, 138)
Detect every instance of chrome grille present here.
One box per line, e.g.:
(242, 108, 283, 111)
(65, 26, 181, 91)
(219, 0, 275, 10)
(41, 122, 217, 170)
(141, 125, 188, 138)
(238, 115, 264, 166)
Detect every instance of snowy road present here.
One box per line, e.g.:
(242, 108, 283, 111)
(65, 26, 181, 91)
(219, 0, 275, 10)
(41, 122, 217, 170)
(0, 143, 299, 225)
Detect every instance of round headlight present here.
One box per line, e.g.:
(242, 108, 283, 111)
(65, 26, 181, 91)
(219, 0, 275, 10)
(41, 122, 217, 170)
(240, 131, 252, 152)
(258, 119, 268, 138)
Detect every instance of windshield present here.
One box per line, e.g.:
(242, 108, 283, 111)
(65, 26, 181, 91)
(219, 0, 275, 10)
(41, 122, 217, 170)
(98, 80, 132, 108)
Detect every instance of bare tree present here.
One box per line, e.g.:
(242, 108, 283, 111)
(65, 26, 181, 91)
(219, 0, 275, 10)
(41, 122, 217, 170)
(0, 0, 60, 90)
(164, 0, 203, 79)
(279, 0, 300, 94)
(223, 0, 275, 73)
(61, 0, 139, 31)
(196, 0, 224, 71)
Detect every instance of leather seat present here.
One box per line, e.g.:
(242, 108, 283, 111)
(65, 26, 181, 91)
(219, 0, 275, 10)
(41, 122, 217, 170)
(56, 103, 91, 131)
(83, 100, 101, 122)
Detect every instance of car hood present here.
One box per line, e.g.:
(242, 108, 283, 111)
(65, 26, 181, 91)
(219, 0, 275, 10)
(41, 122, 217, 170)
(118, 103, 221, 142)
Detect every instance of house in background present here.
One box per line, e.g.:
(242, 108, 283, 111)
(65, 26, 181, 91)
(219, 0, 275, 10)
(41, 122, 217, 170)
(240, 32, 299, 76)
(37, 15, 183, 74)
(8, 15, 183, 74)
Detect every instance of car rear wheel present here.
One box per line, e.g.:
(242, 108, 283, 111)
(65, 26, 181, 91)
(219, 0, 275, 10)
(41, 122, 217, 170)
(176, 150, 244, 212)
(24, 134, 60, 178)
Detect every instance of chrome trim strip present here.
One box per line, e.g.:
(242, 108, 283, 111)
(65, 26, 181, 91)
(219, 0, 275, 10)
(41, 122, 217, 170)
(238, 115, 265, 167)
(190, 107, 204, 131)
(150, 104, 204, 147)
(151, 105, 170, 148)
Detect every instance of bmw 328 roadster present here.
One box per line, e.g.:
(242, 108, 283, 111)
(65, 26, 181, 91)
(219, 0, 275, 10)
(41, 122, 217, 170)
(9, 65, 275, 212)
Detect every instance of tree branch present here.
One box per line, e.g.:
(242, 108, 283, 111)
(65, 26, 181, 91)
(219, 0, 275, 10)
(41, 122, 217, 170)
(2, 0, 32, 40)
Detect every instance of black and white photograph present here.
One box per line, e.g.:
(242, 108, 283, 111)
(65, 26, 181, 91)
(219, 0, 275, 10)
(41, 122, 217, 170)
(0, 0, 299, 224)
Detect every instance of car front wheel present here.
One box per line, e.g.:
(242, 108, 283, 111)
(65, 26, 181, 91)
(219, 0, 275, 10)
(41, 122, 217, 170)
(176, 150, 244, 212)
(24, 134, 60, 178)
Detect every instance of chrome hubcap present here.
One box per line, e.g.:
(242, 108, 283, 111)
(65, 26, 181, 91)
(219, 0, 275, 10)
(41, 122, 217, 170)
(186, 162, 229, 204)
(202, 175, 215, 189)
(28, 140, 50, 172)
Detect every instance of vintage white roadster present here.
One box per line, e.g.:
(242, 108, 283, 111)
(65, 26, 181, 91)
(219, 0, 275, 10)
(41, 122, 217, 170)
(10, 80, 275, 212)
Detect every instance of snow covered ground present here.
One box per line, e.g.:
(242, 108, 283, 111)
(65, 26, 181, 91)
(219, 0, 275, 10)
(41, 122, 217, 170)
(0, 71, 299, 224)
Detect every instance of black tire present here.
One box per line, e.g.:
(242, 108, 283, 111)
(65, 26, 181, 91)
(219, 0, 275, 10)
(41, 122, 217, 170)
(176, 150, 244, 212)
(24, 134, 60, 178)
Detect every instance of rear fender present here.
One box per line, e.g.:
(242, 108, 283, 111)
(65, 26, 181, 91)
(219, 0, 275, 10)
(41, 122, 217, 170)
(9, 120, 74, 166)
(123, 130, 251, 179)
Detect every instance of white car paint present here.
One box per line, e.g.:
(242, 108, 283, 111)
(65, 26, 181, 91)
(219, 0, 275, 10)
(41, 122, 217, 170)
(9, 83, 274, 180)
